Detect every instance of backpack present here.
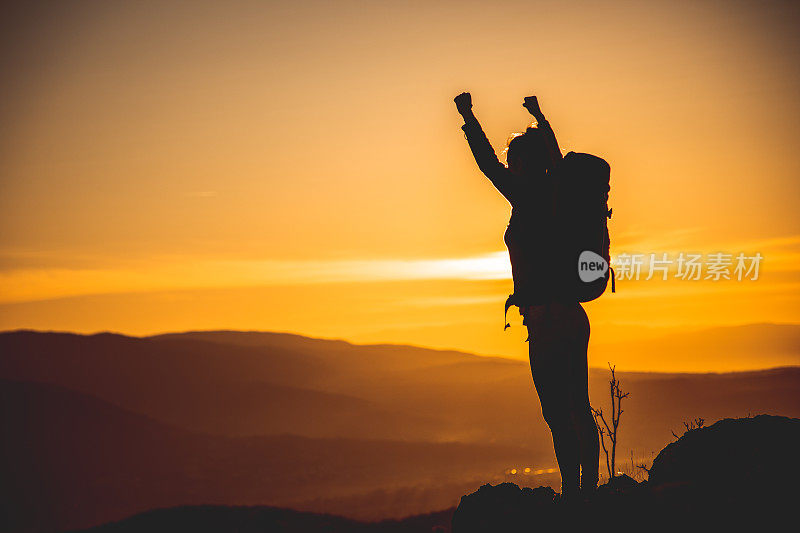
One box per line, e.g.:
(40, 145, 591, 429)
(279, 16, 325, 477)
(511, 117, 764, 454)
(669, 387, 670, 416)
(503, 151, 614, 330)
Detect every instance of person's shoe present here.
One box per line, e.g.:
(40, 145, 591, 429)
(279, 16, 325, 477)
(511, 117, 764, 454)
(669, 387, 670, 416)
(579, 484, 597, 501)
(556, 489, 583, 507)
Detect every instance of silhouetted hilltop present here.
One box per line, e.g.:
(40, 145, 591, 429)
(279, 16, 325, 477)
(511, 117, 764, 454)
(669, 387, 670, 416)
(70, 505, 453, 533)
(452, 416, 800, 531)
(648, 414, 800, 489)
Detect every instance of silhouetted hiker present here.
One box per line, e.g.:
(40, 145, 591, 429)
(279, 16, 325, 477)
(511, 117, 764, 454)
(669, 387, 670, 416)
(455, 92, 600, 498)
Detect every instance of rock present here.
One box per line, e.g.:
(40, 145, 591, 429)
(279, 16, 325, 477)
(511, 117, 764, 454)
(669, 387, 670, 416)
(597, 473, 639, 494)
(451, 483, 556, 532)
(649, 415, 800, 502)
(452, 416, 800, 531)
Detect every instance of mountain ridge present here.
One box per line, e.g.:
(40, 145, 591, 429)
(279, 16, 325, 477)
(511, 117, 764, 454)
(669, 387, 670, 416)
(5, 322, 799, 371)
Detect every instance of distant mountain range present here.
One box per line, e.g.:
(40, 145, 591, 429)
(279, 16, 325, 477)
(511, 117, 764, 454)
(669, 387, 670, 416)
(1, 327, 799, 532)
(1, 379, 515, 532)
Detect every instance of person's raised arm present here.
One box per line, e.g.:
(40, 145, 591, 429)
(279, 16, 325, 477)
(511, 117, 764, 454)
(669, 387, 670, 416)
(454, 92, 513, 202)
(523, 95, 562, 168)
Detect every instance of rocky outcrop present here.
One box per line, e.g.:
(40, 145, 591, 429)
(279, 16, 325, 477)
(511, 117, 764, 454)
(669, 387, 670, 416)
(453, 416, 800, 532)
(451, 484, 556, 532)
(648, 414, 800, 490)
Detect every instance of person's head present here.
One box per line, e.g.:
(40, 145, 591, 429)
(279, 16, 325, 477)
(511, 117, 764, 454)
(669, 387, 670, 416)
(506, 127, 551, 176)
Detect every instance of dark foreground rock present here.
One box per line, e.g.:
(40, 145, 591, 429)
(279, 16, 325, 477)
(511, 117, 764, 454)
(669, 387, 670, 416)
(453, 416, 800, 532)
(649, 414, 800, 488)
(72, 505, 454, 533)
(450, 484, 556, 532)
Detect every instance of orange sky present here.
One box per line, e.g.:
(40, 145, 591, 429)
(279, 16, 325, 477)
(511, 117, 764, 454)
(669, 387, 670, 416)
(1, 0, 799, 370)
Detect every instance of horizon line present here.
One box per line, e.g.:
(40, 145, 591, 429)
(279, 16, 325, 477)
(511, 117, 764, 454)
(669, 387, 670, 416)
(3, 325, 799, 376)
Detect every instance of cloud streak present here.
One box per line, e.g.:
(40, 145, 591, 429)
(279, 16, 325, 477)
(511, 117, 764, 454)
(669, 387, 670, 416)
(3, 232, 799, 305)
(0, 251, 512, 304)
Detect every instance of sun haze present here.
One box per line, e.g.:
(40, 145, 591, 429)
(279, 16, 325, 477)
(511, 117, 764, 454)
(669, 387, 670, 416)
(1, 0, 799, 371)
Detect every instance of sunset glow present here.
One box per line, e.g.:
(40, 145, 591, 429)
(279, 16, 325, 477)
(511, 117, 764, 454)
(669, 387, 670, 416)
(1, 0, 799, 371)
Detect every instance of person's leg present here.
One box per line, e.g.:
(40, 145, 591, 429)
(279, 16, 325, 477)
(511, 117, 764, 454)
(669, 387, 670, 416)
(567, 303, 599, 493)
(527, 305, 581, 497)
(577, 404, 599, 492)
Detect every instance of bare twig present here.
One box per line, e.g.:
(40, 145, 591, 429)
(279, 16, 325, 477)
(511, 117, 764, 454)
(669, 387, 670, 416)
(591, 364, 629, 479)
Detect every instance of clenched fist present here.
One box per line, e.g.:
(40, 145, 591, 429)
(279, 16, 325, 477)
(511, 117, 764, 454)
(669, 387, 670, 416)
(523, 95, 543, 117)
(454, 92, 472, 116)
